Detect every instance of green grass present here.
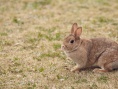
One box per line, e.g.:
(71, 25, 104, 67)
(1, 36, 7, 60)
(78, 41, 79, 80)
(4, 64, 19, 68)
(0, 0, 118, 89)
(53, 43, 61, 50)
(75, 78, 88, 83)
(97, 75, 109, 83)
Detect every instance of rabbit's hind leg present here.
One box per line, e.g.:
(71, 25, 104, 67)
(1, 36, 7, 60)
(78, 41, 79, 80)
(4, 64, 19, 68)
(93, 66, 109, 73)
(93, 60, 118, 73)
(93, 48, 118, 73)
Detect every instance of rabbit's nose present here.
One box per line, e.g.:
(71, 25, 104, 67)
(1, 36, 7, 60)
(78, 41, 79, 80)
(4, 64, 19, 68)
(61, 45, 65, 50)
(62, 45, 65, 47)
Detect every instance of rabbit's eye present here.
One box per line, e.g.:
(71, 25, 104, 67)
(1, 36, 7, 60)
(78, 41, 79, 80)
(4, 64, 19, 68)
(70, 40, 74, 43)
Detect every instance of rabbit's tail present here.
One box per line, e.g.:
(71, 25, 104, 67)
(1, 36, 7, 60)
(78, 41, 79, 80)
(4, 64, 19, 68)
(112, 60, 118, 70)
(104, 60, 118, 70)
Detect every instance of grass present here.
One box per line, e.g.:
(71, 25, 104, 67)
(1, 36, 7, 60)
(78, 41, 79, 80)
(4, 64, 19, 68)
(0, 0, 118, 89)
(97, 75, 109, 83)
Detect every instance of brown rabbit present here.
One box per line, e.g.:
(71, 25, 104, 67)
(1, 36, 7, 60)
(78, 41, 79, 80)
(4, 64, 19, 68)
(62, 23, 118, 73)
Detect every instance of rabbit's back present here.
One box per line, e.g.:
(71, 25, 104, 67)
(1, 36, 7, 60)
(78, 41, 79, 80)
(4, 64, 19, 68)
(87, 38, 118, 66)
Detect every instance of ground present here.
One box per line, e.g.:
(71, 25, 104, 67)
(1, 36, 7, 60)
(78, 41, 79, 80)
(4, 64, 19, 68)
(0, 0, 118, 89)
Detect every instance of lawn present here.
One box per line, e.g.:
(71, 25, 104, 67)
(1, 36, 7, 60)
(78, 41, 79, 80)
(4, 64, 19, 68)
(0, 0, 118, 89)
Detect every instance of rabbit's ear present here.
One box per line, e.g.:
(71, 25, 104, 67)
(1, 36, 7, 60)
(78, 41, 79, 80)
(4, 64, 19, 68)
(75, 27, 82, 38)
(71, 23, 78, 34)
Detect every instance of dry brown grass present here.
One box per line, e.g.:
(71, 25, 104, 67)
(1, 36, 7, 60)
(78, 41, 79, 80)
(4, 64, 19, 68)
(0, 0, 118, 89)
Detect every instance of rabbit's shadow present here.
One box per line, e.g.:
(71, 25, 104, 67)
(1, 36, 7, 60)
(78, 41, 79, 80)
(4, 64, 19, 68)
(81, 66, 118, 72)
(64, 65, 118, 72)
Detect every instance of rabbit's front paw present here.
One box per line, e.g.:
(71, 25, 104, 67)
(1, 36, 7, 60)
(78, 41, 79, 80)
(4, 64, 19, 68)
(70, 65, 80, 73)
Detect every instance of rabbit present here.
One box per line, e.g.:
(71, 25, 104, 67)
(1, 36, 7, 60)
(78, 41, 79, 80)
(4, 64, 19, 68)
(62, 23, 118, 73)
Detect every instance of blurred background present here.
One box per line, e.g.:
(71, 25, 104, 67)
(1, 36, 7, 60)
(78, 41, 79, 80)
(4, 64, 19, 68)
(0, 0, 118, 89)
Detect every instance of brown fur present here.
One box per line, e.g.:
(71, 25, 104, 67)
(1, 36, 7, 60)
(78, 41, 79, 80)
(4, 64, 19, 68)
(62, 23, 118, 73)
